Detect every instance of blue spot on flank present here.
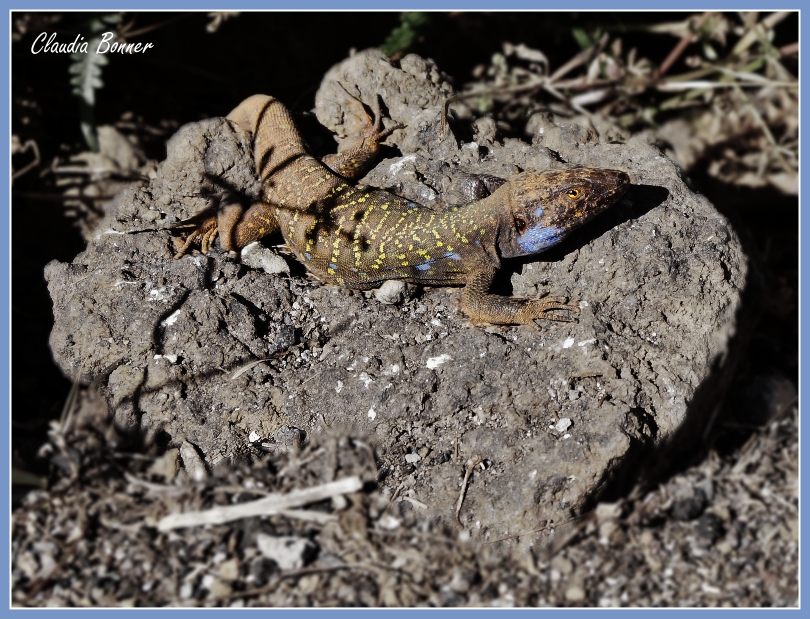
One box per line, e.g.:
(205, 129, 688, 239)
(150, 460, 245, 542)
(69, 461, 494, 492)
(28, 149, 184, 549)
(407, 202, 416, 209)
(534, 206, 544, 219)
(329, 263, 338, 270)
(474, 239, 481, 245)
(415, 262, 432, 271)
(444, 251, 461, 261)
(516, 226, 566, 254)
(304, 252, 312, 260)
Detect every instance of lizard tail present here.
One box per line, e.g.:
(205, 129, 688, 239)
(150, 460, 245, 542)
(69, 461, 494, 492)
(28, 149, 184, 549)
(226, 95, 308, 184)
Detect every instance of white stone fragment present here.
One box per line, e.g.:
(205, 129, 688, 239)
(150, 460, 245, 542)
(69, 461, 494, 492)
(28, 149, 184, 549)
(374, 280, 406, 304)
(180, 440, 207, 482)
(378, 515, 401, 530)
(555, 418, 572, 433)
(161, 310, 181, 327)
(358, 372, 373, 388)
(426, 353, 452, 369)
(255, 535, 316, 571)
(240, 243, 290, 275)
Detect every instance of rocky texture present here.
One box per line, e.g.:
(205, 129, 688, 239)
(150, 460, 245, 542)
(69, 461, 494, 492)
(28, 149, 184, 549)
(13, 404, 797, 606)
(46, 49, 747, 538)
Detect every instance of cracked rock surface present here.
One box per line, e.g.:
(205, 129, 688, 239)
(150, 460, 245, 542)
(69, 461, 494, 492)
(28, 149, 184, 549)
(46, 49, 747, 536)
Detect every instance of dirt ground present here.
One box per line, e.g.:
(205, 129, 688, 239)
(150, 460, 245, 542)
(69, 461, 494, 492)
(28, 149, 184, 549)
(11, 12, 798, 607)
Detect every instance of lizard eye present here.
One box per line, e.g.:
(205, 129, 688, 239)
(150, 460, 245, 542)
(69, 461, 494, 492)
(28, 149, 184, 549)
(514, 215, 528, 235)
(567, 189, 580, 199)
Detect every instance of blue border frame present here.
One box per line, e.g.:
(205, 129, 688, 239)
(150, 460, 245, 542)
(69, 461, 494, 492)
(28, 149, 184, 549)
(4, 3, 804, 615)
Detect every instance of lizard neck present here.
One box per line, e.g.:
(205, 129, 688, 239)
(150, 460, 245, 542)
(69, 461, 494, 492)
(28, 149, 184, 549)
(442, 186, 512, 263)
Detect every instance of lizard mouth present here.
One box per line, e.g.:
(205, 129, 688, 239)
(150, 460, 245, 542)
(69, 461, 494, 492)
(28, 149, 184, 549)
(588, 169, 631, 211)
(599, 170, 631, 198)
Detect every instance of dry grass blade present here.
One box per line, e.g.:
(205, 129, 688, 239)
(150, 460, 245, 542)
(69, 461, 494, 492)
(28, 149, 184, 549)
(11, 137, 40, 182)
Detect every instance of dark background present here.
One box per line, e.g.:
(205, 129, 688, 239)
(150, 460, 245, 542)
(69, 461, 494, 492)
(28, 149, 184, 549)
(11, 12, 798, 476)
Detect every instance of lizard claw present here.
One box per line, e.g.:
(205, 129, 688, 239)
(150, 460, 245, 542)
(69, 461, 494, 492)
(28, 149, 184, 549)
(524, 298, 581, 324)
(337, 83, 400, 146)
(173, 191, 246, 259)
(173, 214, 219, 258)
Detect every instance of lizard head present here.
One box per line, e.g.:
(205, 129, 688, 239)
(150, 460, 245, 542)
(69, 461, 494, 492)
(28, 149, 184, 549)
(498, 167, 631, 258)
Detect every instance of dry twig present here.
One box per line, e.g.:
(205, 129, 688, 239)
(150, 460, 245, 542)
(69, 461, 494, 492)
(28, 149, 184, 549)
(157, 476, 362, 531)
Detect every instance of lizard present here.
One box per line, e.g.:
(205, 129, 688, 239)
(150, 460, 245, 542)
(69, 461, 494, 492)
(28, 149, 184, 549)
(174, 93, 631, 326)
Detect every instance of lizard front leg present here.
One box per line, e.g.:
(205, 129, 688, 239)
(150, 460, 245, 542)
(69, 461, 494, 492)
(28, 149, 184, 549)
(461, 266, 580, 326)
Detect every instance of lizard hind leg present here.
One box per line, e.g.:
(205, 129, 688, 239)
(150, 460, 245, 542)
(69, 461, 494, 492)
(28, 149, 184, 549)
(321, 86, 402, 180)
(461, 267, 581, 326)
(172, 192, 245, 259)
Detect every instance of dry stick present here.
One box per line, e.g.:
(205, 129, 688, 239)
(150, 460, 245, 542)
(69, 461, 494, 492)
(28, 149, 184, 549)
(483, 523, 554, 545)
(547, 32, 610, 83)
(156, 476, 362, 531)
(780, 42, 798, 57)
(656, 79, 797, 91)
(454, 457, 483, 529)
(654, 11, 714, 81)
(538, 513, 595, 563)
(482, 515, 583, 545)
(125, 475, 334, 526)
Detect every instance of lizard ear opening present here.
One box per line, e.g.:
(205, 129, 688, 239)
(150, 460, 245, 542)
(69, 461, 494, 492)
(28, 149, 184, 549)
(514, 215, 528, 235)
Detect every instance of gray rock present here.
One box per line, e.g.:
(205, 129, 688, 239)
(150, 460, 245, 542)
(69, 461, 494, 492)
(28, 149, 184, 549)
(45, 49, 747, 539)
